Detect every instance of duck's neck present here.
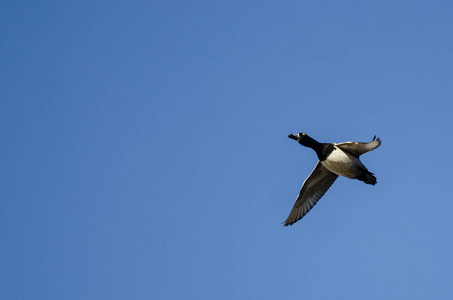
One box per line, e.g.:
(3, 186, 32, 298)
(303, 138, 324, 160)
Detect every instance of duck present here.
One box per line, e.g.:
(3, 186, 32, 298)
(284, 133, 381, 226)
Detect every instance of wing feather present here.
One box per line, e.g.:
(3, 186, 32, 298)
(335, 136, 381, 157)
(284, 162, 338, 226)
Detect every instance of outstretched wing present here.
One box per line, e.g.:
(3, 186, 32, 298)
(284, 162, 338, 226)
(335, 136, 381, 157)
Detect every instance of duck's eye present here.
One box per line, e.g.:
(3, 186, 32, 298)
(302, 133, 306, 136)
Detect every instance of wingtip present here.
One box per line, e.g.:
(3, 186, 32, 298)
(283, 216, 301, 226)
(282, 218, 296, 227)
(373, 135, 382, 143)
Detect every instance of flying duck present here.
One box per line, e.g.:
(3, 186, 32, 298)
(284, 133, 381, 226)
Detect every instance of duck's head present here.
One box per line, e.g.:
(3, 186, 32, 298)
(288, 132, 317, 147)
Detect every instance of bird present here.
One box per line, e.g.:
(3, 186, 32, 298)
(284, 132, 381, 226)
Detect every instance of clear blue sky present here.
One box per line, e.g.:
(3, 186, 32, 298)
(2, 1, 453, 299)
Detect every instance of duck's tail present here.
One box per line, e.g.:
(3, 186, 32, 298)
(358, 171, 377, 185)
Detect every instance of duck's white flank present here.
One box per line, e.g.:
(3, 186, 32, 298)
(321, 145, 365, 179)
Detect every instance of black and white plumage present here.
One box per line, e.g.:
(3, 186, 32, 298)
(284, 133, 381, 226)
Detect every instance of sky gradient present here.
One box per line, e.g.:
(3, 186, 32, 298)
(2, 1, 453, 299)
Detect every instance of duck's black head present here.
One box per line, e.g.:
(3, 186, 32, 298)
(289, 132, 326, 160)
(288, 132, 319, 147)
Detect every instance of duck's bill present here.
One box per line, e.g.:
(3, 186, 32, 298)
(288, 134, 298, 140)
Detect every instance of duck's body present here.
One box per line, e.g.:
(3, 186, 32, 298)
(321, 144, 375, 183)
(284, 133, 381, 226)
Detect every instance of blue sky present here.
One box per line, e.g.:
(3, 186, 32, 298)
(2, 1, 453, 299)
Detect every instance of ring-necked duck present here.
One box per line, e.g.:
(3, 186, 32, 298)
(284, 133, 381, 226)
